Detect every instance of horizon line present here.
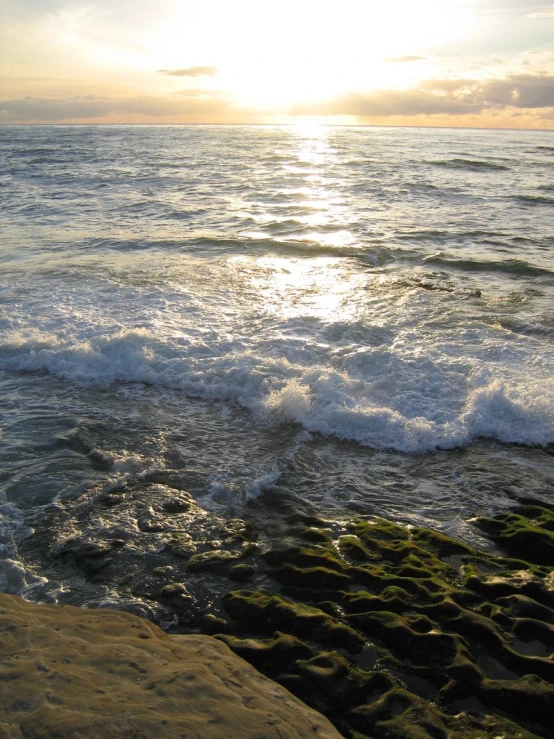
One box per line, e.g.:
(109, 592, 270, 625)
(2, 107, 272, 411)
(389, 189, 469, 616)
(1, 122, 553, 133)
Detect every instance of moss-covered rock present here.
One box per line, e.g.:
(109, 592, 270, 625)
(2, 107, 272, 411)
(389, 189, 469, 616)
(222, 590, 364, 650)
(216, 507, 554, 739)
(475, 504, 554, 565)
(186, 544, 257, 572)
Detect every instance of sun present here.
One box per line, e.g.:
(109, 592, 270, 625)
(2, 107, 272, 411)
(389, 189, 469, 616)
(46, 0, 474, 116)
(150, 0, 473, 111)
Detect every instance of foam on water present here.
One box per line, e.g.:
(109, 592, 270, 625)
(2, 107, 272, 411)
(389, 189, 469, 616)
(1, 309, 552, 453)
(0, 498, 48, 599)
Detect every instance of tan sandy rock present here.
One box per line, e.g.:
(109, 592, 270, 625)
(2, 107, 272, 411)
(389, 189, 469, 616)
(0, 594, 343, 738)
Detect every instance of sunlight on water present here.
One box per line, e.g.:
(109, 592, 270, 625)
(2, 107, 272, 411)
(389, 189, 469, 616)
(254, 256, 366, 321)
(0, 125, 553, 609)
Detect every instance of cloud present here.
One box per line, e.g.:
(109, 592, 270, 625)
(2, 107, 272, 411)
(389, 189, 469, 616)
(479, 74, 554, 107)
(526, 4, 554, 18)
(290, 74, 554, 119)
(157, 66, 218, 77)
(385, 56, 427, 63)
(422, 74, 554, 108)
(419, 79, 476, 92)
(292, 89, 481, 118)
(1, 75, 553, 125)
(172, 88, 229, 97)
(476, 0, 552, 11)
(0, 94, 231, 122)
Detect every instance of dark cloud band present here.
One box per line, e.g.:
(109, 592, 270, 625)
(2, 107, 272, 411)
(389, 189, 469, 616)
(1, 74, 553, 123)
(0, 94, 230, 122)
(157, 67, 218, 77)
(290, 74, 554, 118)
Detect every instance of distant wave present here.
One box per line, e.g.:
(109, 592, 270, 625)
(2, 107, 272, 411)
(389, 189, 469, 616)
(344, 158, 378, 167)
(515, 194, 554, 207)
(423, 254, 553, 278)
(430, 158, 509, 172)
(397, 228, 506, 243)
(186, 235, 397, 264)
(82, 235, 367, 259)
(202, 235, 363, 258)
(536, 146, 554, 153)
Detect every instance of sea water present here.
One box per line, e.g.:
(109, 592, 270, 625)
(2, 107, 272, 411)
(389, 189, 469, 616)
(0, 124, 553, 611)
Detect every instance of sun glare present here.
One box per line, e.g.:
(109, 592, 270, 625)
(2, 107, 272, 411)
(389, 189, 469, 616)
(28, 0, 485, 123)
(150, 0, 473, 110)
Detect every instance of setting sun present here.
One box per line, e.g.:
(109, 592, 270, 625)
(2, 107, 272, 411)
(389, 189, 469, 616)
(1, 1, 553, 126)
(149, 0, 474, 110)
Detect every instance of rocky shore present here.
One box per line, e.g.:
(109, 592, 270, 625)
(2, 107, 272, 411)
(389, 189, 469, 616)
(2, 499, 553, 738)
(207, 500, 554, 739)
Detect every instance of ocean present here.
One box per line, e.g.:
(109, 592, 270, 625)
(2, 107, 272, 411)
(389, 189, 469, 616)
(0, 124, 553, 619)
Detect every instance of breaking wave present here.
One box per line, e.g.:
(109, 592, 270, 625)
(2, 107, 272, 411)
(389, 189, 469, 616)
(1, 328, 552, 453)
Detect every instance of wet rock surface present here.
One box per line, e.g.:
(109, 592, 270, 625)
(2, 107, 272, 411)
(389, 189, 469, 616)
(15, 482, 554, 738)
(17, 478, 262, 625)
(212, 502, 554, 739)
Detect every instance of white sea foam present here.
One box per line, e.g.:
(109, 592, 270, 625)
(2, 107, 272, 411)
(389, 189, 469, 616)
(0, 500, 50, 598)
(1, 321, 552, 453)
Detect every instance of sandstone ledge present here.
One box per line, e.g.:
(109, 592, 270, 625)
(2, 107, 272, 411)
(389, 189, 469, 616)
(0, 594, 343, 738)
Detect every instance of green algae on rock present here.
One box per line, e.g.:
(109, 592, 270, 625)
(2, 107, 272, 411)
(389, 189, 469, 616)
(215, 506, 554, 739)
(474, 502, 554, 565)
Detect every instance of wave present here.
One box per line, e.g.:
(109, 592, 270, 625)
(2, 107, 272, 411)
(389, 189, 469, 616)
(422, 254, 554, 278)
(430, 159, 509, 172)
(1, 329, 552, 453)
(515, 194, 554, 207)
(397, 229, 506, 242)
(397, 229, 451, 241)
(496, 317, 554, 340)
(175, 234, 396, 264)
(77, 235, 371, 260)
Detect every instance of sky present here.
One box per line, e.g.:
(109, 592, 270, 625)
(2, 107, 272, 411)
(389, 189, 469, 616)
(1, 0, 554, 129)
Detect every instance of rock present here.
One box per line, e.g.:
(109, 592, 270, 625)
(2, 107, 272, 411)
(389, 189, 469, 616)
(229, 563, 255, 582)
(222, 590, 364, 651)
(162, 494, 195, 513)
(218, 512, 554, 738)
(187, 545, 257, 573)
(475, 503, 554, 565)
(160, 582, 192, 603)
(0, 594, 343, 739)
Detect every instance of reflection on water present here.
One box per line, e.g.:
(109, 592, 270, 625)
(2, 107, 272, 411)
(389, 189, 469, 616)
(1, 124, 553, 610)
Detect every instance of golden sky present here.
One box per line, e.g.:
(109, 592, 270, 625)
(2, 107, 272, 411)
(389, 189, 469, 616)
(1, 0, 554, 128)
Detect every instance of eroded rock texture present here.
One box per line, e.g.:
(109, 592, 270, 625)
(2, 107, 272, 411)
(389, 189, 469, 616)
(213, 504, 554, 739)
